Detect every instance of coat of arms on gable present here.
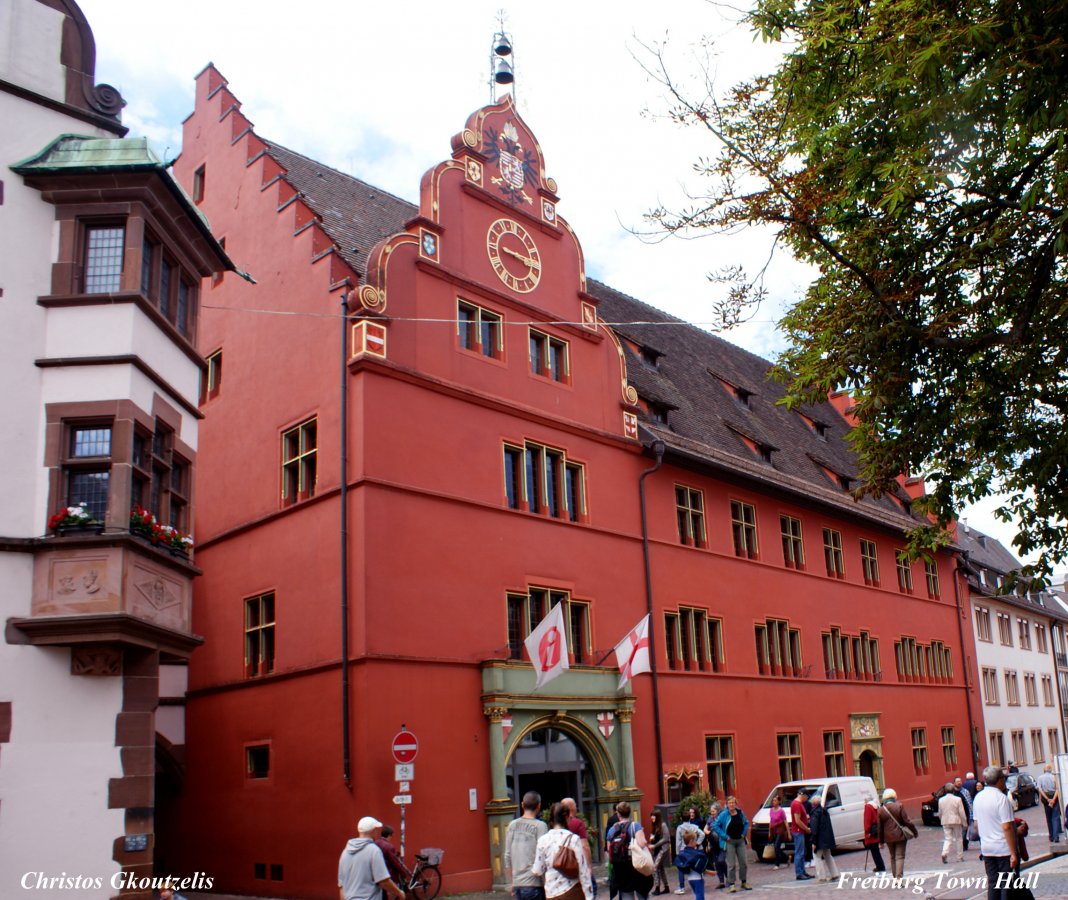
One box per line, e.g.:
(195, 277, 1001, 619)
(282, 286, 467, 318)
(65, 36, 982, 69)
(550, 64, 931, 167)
(486, 121, 535, 206)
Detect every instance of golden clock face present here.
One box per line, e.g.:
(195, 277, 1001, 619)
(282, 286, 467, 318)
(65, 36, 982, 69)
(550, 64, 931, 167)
(487, 218, 541, 293)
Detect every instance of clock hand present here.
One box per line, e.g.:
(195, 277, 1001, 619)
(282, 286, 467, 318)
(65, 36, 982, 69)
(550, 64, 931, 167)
(501, 246, 541, 269)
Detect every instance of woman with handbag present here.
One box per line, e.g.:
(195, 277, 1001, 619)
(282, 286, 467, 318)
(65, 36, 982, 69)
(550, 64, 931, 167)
(606, 801, 653, 900)
(767, 796, 789, 869)
(532, 803, 594, 900)
(862, 793, 886, 873)
(877, 788, 918, 878)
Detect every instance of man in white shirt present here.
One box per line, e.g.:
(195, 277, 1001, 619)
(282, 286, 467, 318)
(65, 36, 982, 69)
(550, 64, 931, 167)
(972, 766, 1019, 900)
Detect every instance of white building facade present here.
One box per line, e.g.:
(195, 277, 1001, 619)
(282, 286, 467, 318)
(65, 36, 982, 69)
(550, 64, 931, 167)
(0, 2, 229, 894)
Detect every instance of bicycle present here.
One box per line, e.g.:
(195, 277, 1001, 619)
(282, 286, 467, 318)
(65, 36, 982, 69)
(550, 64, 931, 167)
(405, 848, 444, 900)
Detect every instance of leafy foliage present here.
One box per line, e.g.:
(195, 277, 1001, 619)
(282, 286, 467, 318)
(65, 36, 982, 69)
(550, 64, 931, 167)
(645, 1, 1068, 576)
(668, 790, 717, 829)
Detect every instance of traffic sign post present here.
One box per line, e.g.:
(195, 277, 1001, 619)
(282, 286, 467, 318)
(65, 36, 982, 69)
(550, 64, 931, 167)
(392, 728, 419, 857)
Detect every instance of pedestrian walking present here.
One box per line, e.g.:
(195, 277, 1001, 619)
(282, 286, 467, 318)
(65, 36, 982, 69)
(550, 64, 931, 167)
(938, 784, 966, 863)
(506, 792, 549, 900)
(711, 796, 751, 892)
(338, 816, 406, 900)
(606, 801, 653, 900)
(789, 789, 814, 881)
(877, 789, 917, 879)
(531, 803, 594, 900)
(808, 796, 840, 883)
(704, 804, 727, 890)
(649, 810, 671, 895)
(563, 798, 597, 898)
(674, 810, 703, 894)
(861, 792, 885, 872)
(973, 765, 1021, 900)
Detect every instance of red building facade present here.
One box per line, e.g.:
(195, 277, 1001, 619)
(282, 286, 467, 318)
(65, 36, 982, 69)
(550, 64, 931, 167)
(171, 66, 984, 898)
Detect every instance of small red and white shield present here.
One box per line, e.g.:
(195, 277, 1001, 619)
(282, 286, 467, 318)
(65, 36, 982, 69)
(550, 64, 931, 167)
(598, 712, 615, 739)
(501, 716, 513, 742)
(499, 150, 525, 189)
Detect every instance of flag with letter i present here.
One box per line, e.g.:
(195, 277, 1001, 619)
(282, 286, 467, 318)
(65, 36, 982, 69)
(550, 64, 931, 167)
(524, 602, 570, 689)
(615, 614, 651, 688)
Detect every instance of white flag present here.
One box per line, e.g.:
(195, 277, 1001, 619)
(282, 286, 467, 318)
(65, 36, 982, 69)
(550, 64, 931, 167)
(614, 614, 651, 689)
(524, 602, 570, 689)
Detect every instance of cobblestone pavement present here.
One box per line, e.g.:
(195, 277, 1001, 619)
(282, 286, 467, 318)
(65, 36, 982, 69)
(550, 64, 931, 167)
(190, 801, 1068, 900)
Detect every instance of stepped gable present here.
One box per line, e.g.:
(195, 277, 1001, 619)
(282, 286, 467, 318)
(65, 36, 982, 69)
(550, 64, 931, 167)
(262, 139, 416, 277)
(589, 280, 918, 526)
(259, 129, 916, 528)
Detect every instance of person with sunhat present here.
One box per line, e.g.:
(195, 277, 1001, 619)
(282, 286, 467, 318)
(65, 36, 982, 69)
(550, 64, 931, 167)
(339, 815, 406, 900)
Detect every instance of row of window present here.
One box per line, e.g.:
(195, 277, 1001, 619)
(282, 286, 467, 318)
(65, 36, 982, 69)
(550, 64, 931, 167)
(457, 299, 570, 383)
(676, 491, 941, 596)
(988, 728, 1062, 768)
(83, 223, 199, 338)
(975, 607, 1049, 654)
(61, 420, 189, 530)
(704, 725, 959, 797)
(980, 667, 1056, 707)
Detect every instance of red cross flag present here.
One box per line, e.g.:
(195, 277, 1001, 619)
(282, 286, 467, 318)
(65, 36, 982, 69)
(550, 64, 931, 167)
(614, 614, 651, 688)
(524, 602, 570, 689)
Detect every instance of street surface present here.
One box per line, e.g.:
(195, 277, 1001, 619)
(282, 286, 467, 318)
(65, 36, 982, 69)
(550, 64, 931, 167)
(189, 801, 1068, 899)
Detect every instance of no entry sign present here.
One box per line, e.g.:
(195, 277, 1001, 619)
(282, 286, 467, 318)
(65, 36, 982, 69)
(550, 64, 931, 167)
(392, 730, 419, 763)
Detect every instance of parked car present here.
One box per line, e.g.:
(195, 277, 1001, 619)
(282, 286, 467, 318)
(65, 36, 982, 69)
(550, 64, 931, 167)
(750, 776, 878, 861)
(1007, 773, 1038, 810)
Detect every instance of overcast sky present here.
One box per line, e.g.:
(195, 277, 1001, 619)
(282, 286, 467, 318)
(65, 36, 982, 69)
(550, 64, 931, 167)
(76, 0, 1060, 574)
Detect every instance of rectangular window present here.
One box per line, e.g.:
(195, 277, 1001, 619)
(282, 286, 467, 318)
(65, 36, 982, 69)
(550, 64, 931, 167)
(911, 727, 929, 774)
(1024, 672, 1038, 706)
(989, 731, 1005, 767)
(176, 279, 192, 337)
(529, 329, 569, 382)
(705, 735, 736, 798)
(731, 500, 758, 558)
(246, 744, 270, 779)
(982, 667, 1000, 704)
(894, 636, 951, 682)
(281, 418, 317, 506)
(506, 587, 589, 664)
(676, 486, 707, 547)
(822, 528, 844, 577)
(457, 299, 502, 358)
(141, 236, 157, 297)
(823, 730, 845, 777)
(860, 539, 880, 585)
(1031, 729, 1045, 764)
(941, 726, 957, 770)
(159, 258, 173, 319)
(85, 225, 125, 293)
(1011, 730, 1026, 766)
(664, 607, 719, 673)
(193, 164, 206, 203)
(777, 733, 803, 782)
(63, 424, 113, 521)
(1035, 624, 1048, 654)
(508, 440, 585, 521)
(780, 516, 804, 568)
(1050, 729, 1061, 757)
(1042, 674, 1055, 706)
(1005, 670, 1020, 706)
(975, 607, 992, 642)
(244, 592, 276, 677)
(822, 627, 880, 680)
(896, 552, 914, 593)
(997, 613, 1013, 646)
(924, 559, 940, 598)
(1018, 618, 1032, 650)
(755, 618, 803, 677)
(202, 349, 222, 402)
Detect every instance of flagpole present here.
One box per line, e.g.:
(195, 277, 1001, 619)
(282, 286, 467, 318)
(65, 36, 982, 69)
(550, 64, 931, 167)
(638, 439, 667, 804)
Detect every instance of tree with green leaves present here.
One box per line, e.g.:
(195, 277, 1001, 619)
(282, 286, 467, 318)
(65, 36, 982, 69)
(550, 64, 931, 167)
(645, 1, 1068, 577)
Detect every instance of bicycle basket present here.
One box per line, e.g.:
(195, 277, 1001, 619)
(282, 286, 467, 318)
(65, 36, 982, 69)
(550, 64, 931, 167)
(420, 848, 444, 866)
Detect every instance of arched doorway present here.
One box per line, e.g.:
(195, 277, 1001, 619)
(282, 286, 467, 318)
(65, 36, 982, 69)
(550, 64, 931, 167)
(506, 726, 598, 817)
(858, 749, 883, 791)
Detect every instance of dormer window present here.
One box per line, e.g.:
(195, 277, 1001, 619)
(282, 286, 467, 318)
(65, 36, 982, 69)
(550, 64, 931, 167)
(799, 413, 829, 440)
(650, 403, 670, 424)
(734, 430, 774, 464)
(640, 346, 661, 368)
(734, 386, 752, 408)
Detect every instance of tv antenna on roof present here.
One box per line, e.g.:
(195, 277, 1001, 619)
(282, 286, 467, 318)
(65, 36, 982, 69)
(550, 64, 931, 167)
(489, 11, 514, 103)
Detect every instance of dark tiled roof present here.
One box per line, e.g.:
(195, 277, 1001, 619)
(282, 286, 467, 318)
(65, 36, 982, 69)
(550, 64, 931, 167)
(955, 526, 1023, 575)
(262, 136, 920, 532)
(263, 138, 417, 276)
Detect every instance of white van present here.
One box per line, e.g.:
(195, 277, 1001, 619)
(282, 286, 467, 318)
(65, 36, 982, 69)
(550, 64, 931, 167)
(749, 776, 878, 861)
